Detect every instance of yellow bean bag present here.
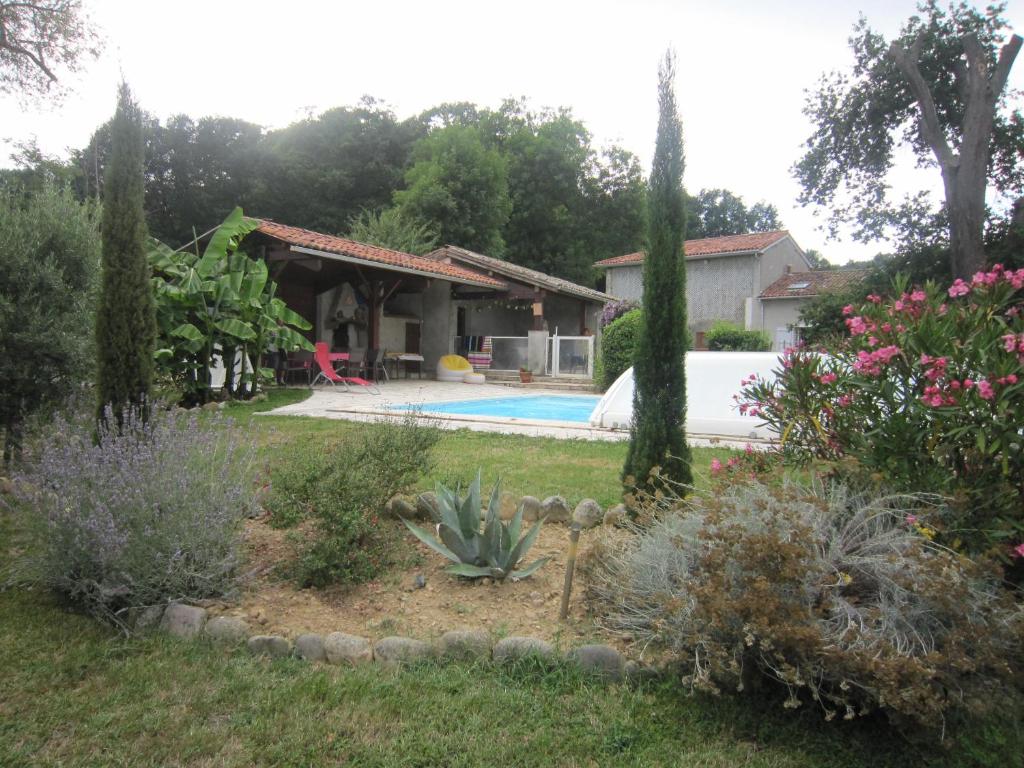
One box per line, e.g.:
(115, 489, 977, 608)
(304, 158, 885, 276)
(437, 354, 472, 382)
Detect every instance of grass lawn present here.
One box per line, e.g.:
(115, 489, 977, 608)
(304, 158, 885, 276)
(229, 388, 741, 508)
(1, 389, 1017, 766)
(0, 587, 939, 768)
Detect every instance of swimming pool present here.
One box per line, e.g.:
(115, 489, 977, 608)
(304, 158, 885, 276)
(393, 395, 600, 423)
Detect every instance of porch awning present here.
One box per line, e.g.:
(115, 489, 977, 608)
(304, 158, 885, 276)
(256, 220, 507, 291)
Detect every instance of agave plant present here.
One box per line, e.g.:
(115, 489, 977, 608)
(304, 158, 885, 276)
(402, 472, 549, 581)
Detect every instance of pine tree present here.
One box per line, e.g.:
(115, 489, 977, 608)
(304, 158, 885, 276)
(95, 83, 156, 424)
(623, 51, 692, 492)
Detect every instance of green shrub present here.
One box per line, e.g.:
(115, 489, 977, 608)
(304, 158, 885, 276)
(598, 308, 642, 390)
(704, 320, 771, 351)
(267, 415, 440, 587)
(591, 479, 1024, 731)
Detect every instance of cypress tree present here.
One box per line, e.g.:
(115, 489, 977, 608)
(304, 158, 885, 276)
(623, 51, 693, 492)
(95, 83, 156, 424)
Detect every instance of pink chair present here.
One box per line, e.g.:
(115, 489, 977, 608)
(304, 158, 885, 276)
(312, 342, 380, 394)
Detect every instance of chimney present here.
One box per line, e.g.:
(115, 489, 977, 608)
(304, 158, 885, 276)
(784, 264, 792, 274)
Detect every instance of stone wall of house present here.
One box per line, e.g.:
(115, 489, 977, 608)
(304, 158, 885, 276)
(606, 265, 644, 301)
(685, 255, 757, 332)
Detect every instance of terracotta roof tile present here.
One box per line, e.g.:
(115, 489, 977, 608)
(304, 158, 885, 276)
(594, 230, 792, 267)
(255, 220, 507, 289)
(759, 269, 870, 299)
(429, 245, 613, 304)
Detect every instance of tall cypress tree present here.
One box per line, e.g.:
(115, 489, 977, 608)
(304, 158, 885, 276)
(623, 51, 692, 492)
(95, 83, 156, 424)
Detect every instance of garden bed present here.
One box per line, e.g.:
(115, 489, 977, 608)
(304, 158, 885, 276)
(216, 514, 610, 646)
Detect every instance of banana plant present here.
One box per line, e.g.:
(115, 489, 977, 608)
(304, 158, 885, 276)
(150, 207, 313, 403)
(402, 472, 550, 581)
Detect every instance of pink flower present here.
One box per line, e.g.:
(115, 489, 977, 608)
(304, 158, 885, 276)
(1004, 334, 1019, 353)
(841, 304, 854, 316)
(1007, 374, 1019, 385)
(1014, 543, 1024, 559)
(837, 395, 852, 408)
(977, 380, 995, 400)
(906, 515, 917, 526)
(910, 289, 927, 302)
(948, 279, 970, 298)
(710, 458, 723, 474)
(744, 443, 754, 455)
(963, 378, 975, 389)
(845, 316, 868, 335)
(866, 294, 882, 304)
(819, 372, 838, 384)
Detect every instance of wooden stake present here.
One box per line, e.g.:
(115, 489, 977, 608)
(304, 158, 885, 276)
(559, 522, 582, 620)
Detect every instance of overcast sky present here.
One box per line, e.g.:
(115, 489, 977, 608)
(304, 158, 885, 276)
(3, 0, 1022, 264)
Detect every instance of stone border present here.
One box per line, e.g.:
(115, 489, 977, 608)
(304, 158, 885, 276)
(156, 603, 658, 685)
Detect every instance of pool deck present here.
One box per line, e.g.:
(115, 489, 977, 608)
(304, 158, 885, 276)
(261, 380, 769, 449)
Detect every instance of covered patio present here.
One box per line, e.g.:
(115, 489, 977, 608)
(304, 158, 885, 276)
(245, 221, 611, 380)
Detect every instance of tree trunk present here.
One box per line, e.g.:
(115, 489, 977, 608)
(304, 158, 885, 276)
(890, 32, 1022, 280)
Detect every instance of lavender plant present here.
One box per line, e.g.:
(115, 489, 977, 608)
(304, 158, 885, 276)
(8, 405, 257, 630)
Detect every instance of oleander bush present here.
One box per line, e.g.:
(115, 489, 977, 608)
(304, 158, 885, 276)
(7, 405, 256, 630)
(705, 320, 771, 351)
(590, 478, 1024, 731)
(736, 267, 1024, 559)
(267, 415, 440, 587)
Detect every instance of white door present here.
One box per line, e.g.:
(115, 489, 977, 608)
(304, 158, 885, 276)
(774, 328, 797, 352)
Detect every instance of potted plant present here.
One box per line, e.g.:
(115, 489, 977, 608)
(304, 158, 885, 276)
(519, 366, 533, 384)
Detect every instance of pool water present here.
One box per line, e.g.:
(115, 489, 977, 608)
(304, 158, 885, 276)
(393, 395, 600, 423)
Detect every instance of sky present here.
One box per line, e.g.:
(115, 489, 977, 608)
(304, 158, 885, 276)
(3, 0, 1022, 264)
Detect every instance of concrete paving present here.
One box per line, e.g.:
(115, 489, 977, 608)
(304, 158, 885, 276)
(260, 380, 769, 449)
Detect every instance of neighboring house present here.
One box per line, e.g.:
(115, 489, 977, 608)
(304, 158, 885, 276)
(759, 268, 870, 349)
(245, 220, 611, 375)
(595, 231, 814, 349)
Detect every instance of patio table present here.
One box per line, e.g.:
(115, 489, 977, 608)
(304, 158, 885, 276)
(385, 352, 424, 379)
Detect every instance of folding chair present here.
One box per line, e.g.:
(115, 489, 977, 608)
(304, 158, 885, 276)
(311, 343, 380, 394)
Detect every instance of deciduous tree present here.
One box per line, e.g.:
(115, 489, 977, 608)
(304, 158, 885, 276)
(0, 0, 99, 98)
(795, 1, 1023, 279)
(394, 124, 510, 255)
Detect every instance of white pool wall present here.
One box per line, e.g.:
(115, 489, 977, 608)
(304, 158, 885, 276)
(589, 351, 783, 439)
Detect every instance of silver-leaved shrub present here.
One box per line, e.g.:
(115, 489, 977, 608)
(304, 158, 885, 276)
(9, 405, 256, 629)
(589, 479, 1024, 731)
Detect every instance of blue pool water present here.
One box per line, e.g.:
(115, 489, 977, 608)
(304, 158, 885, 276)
(393, 395, 600, 423)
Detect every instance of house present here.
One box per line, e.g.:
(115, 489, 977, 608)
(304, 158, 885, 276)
(758, 268, 870, 347)
(595, 230, 814, 349)
(246, 220, 612, 376)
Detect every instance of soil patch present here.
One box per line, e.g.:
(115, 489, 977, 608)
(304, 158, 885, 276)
(213, 516, 614, 649)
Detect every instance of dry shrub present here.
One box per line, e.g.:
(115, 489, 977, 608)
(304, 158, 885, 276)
(590, 479, 1024, 731)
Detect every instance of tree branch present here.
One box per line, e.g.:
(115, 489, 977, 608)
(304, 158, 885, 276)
(989, 33, 1023, 102)
(890, 36, 959, 170)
